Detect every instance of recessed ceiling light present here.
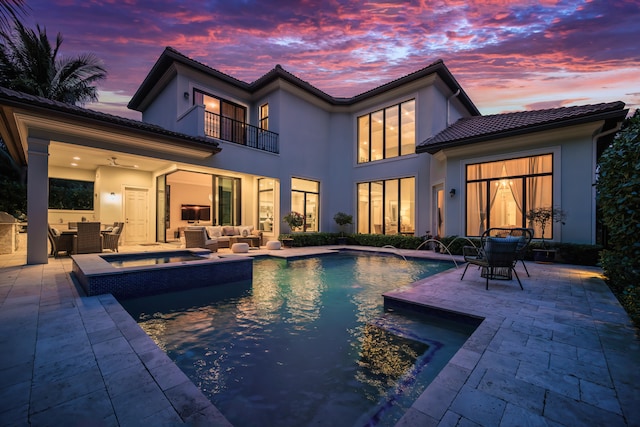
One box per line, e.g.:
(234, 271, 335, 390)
(73, 156, 80, 160)
(70, 163, 78, 167)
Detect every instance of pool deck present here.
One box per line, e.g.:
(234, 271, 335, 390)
(1, 243, 638, 426)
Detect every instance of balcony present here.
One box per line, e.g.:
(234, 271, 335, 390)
(204, 111, 279, 154)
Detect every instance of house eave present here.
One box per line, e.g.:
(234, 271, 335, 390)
(0, 87, 221, 166)
(417, 107, 629, 155)
(129, 47, 481, 116)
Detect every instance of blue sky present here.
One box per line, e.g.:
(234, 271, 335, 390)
(22, 0, 640, 119)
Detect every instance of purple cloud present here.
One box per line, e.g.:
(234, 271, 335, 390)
(21, 0, 640, 118)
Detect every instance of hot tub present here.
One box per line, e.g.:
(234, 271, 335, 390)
(71, 249, 253, 299)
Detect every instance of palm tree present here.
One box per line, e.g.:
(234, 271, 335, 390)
(0, 18, 107, 105)
(0, 0, 27, 31)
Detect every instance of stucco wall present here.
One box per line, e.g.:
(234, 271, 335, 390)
(435, 122, 602, 244)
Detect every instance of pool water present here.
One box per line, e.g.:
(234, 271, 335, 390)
(122, 252, 475, 426)
(105, 253, 207, 268)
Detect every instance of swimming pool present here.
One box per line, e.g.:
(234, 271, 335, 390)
(122, 251, 478, 426)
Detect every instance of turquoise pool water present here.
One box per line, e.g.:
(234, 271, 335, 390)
(122, 251, 476, 426)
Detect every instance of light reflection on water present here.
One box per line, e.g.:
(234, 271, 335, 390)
(122, 252, 473, 427)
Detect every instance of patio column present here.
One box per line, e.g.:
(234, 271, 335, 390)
(26, 137, 50, 265)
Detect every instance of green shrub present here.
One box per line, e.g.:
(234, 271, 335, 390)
(0, 176, 26, 219)
(519, 241, 602, 266)
(278, 232, 335, 247)
(596, 111, 640, 328)
(279, 233, 424, 249)
(437, 236, 480, 255)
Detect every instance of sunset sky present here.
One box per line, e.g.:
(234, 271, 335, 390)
(20, 0, 640, 120)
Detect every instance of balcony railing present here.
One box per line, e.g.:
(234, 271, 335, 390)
(204, 111, 279, 154)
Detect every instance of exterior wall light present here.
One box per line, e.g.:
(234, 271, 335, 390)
(450, 188, 456, 198)
(183, 91, 190, 99)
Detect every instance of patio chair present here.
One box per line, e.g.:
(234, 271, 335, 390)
(73, 222, 103, 254)
(461, 234, 522, 290)
(103, 222, 124, 252)
(48, 224, 72, 257)
(482, 227, 533, 276)
(184, 229, 218, 252)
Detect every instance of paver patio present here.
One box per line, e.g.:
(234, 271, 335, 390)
(0, 243, 638, 426)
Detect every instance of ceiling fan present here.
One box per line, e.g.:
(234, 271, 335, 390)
(108, 157, 138, 168)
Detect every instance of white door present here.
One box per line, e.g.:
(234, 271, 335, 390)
(124, 187, 149, 244)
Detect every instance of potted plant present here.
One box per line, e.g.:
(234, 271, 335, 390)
(282, 211, 304, 247)
(526, 206, 567, 262)
(333, 212, 352, 245)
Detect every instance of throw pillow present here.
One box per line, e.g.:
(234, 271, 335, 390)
(210, 226, 222, 237)
(238, 226, 252, 237)
(222, 226, 236, 236)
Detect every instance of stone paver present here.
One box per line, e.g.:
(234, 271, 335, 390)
(385, 256, 640, 426)
(0, 243, 638, 426)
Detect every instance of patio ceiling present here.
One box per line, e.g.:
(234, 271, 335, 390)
(49, 142, 174, 173)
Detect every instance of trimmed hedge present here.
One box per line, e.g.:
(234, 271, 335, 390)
(596, 111, 640, 328)
(279, 233, 424, 249)
(278, 233, 603, 267)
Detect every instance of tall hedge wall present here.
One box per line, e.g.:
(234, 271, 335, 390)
(597, 111, 640, 328)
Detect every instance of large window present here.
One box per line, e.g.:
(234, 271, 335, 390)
(258, 178, 275, 232)
(291, 178, 319, 232)
(357, 177, 415, 235)
(48, 178, 94, 210)
(195, 90, 246, 144)
(466, 154, 553, 237)
(358, 99, 415, 163)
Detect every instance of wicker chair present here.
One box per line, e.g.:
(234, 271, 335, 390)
(73, 222, 103, 254)
(184, 229, 218, 252)
(103, 222, 124, 252)
(461, 233, 522, 290)
(48, 225, 73, 257)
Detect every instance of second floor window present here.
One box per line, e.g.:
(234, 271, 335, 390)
(358, 99, 415, 163)
(195, 90, 246, 144)
(260, 103, 269, 130)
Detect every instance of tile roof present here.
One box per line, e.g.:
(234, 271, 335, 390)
(128, 47, 480, 115)
(0, 85, 221, 151)
(417, 102, 627, 154)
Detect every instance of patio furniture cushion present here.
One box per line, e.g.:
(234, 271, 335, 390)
(206, 226, 222, 238)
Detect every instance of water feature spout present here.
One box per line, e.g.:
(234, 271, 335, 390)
(381, 245, 408, 261)
(415, 236, 478, 269)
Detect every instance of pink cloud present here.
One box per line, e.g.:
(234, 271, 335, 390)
(21, 0, 639, 117)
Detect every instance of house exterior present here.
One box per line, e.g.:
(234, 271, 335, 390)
(0, 46, 628, 264)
